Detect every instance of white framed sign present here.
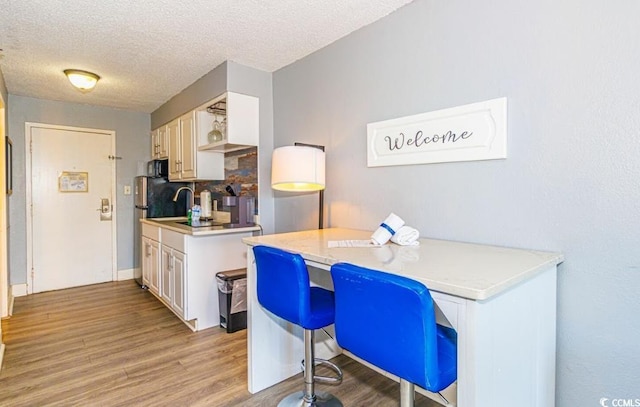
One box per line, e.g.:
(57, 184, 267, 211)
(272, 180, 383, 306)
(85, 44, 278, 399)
(367, 97, 507, 167)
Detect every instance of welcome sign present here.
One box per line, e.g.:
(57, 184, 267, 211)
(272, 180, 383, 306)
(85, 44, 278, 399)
(367, 97, 507, 167)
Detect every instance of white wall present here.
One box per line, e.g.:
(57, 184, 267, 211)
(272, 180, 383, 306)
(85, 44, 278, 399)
(7, 95, 150, 284)
(272, 0, 640, 404)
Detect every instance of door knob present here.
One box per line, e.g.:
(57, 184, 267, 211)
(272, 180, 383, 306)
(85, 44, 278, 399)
(99, 198, 112, 221)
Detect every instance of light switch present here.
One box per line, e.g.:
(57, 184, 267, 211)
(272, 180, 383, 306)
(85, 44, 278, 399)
(124, 185, 131, 195)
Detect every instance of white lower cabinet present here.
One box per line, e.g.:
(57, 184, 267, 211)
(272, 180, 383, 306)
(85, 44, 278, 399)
(171, 250, 186, 318)
(141, 224, 161, 295)
(140, 223, 252, 331)
(142, 237, 160, 294)
(160, 243, 187, 320)
(160, 244, 173, 304)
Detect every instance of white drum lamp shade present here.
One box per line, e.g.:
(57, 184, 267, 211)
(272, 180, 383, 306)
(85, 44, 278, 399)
(271, 146, 325, 192)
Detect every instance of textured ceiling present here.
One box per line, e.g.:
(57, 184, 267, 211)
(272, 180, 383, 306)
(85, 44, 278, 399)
(0, 0, 413, 113)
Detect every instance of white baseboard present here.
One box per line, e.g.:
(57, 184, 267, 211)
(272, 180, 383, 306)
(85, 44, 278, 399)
(117, 268, 135, 281)
(11, 284, 27, 297)
(11, 273, 136, 297)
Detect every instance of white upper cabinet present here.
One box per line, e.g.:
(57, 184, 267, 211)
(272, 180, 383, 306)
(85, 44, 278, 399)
(167, 118, 182, 180)
(178, 111, 197, 180)
(151, 126, 169, 159)
(153, 91, 258, 181)
(167, 113, 224, 181)
(196, 92, 259, 153)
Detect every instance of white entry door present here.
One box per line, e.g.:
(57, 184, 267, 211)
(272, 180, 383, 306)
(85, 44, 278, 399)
(28, 124, 116, 293)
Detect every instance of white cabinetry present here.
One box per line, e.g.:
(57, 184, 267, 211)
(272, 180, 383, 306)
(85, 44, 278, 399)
(167, 118, 182, 180)
(153, 91, 258, 181)
(171, 250, 186, 317)
(196, 92, 259, 153)
(141, 223, 161, 295)
(167, 112, 224, 181)
(151, 126, 169, 159)
(139, 221, 254, 331)
(142, 237, 160, 294)
(160, 244, 173, 303)
(160, 229, 187, 319)
(178, 111, 197, 179)
(160, 231, 187, 320)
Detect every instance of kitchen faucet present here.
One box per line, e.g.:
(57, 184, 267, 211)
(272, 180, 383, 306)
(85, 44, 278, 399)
(173, 186, 194, 209)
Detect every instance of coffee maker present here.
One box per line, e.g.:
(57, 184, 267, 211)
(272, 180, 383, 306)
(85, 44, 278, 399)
(222, 196, 255, 228)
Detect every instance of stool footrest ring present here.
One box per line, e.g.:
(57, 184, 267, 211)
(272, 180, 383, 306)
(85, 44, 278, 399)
(301, 358, 343, 384)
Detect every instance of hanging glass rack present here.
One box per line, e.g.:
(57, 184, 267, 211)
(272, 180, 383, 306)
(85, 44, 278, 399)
(206, 101, 226, 116)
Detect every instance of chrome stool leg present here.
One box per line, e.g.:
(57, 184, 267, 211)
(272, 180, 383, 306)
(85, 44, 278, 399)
(278, 330, 342, 407)
(302, 328, 343, 384)
(400, 379, 415, 407)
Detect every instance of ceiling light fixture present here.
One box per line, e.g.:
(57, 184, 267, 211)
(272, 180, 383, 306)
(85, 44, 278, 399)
(63, 69, 100, 92)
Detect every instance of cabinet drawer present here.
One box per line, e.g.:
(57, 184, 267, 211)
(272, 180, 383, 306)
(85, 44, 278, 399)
(142, 223, 160, 241)
(163, 229, 185, 252)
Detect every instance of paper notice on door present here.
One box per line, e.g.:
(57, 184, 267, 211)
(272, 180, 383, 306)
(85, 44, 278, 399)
(328, 240, 381, 248)
(59, 171, 88, 192)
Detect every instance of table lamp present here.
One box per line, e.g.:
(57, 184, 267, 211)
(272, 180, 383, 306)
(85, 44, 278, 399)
(271, 143, 326, 229)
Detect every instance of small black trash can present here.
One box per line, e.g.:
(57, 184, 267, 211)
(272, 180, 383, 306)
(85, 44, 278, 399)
(216, 268, 247, 333)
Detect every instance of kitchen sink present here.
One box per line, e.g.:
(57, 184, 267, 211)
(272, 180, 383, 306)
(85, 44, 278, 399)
(149, 216, 188, 222)
(177, 220, 223, 228)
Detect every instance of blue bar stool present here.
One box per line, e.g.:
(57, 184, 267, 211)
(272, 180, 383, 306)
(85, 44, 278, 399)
(330, 263, 457, 407)
(253, 245, 343, 407)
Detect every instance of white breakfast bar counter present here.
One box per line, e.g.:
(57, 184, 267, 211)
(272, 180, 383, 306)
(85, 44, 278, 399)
(242, 228, 564, 407)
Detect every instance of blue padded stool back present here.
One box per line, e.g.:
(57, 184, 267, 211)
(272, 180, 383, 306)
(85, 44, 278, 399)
(253, 245, 335, 330)
(330, 262, 457, 394)
(253, 245, 343, 407)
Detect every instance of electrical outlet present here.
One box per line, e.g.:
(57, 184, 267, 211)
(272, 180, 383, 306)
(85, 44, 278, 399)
(124, 185, 131, 195)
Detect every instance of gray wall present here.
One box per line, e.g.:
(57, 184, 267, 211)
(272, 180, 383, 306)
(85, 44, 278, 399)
(272, 0, 639, 404)
(227, 61, 274, 234)
(151, 61, 275, 234)
(151, 62, 227, 130)
(7, 95, 150, 284)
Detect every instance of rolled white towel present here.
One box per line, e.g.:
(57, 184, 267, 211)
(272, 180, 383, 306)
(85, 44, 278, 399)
(390, 225, 420, 246)
(371, 213, 405, 245)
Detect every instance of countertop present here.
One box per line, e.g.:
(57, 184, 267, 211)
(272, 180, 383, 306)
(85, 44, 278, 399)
(242, 228, 564, 301)
(142, 217, 261, 236)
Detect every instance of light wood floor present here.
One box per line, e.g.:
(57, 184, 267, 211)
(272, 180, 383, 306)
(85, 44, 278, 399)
(0, 281, 439, 406)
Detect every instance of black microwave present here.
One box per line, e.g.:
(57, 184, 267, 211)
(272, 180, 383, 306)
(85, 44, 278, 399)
(147, 159, 168, 178)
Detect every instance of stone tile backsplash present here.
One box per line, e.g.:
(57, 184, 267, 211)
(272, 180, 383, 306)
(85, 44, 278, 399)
(194, 147, 258, 214)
